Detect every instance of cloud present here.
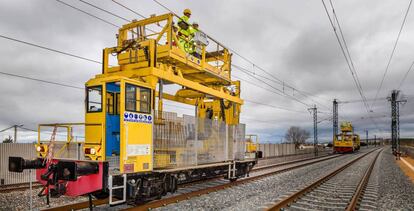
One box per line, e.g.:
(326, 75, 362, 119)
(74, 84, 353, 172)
(0, 0, 414, 143)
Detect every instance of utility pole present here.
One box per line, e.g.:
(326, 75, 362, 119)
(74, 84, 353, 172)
(374, 135, 377, 147)
(365, 129, 368, 148)
(0, 124, 22, 143)
(13, 124, 23, 143)
(309, 105, 318, 156)
(14, 125, 17, 143)
(388, 90, 406, 155)
(333, 99, 338, 142)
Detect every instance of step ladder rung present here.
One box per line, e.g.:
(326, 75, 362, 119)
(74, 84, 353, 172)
(111, 186, 125, 190)
(109, 174, 127, 205)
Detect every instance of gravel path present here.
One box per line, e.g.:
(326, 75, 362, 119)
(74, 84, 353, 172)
(377, 146, 414, 210)
(156, 150, 370, 211)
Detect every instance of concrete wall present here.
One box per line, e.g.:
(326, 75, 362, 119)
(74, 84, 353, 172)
(258, 143, 317, 158)
(0, 143, 36, 185)
(0, 142, 83, 185)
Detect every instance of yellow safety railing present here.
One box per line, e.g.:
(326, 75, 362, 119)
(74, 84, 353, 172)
(102, 13, 231, 82)
(36, 123, 102, 158)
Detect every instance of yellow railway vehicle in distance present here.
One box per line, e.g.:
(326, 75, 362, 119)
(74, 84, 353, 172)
(333, 122, 360, 153)
(245, 135, 263, 159)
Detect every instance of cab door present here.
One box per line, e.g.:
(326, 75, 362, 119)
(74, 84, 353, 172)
(120, 79, 153, 173)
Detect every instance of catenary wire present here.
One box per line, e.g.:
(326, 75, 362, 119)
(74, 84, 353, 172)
(397, 60, 414, 89)
(0, 34, 101, 64)
(0, 71, 84, 90)
(79, 0, 130, 22)
(150, 0, 330, 110)
(372, 0, 413, 108)
(0, 33, 314, 115)
(79, 0, 159, 34)
(329, 0, 368, 108)
(322, 0, 369, 113)
(322, 0, 382, 132)
(56, 0, 121, 28)
(111, 0, 146, 18)
(56, 0, 316, 111)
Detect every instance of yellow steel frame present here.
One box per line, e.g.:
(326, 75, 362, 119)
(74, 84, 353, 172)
(80, 13, 244, 173)
(245, 134, 259, 153)
(101, 13, 238, 101)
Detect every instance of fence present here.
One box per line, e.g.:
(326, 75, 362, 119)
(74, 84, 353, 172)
(0, 142, 84, 185)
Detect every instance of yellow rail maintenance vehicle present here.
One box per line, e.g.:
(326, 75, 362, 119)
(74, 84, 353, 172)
(245, 134, 263, 159)
(9, 13, 260, 205)
(333, 122, 361, 153)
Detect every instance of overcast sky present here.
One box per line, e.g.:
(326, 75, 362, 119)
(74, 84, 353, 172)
(1, 0, 414, 143)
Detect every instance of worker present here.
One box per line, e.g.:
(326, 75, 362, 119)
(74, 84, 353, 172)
(189, 22, 199, 38)
(180, 9, 192, 25)
(177, 9, 192, 53)
(189, 22, 201, 58)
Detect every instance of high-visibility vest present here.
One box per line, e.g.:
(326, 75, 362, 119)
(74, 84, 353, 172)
(180, 15, 189, 24)
(178, 16, 191, 38)
(179, 28, 191, 37)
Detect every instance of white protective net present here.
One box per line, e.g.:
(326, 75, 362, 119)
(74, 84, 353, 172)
(153, 111, 245, 169)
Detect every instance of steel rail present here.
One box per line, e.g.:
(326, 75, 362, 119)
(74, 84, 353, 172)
(346, 148, 382, 211)
(41, 198, 109, 211)
(0, 182, 42, 193)
(266, 148, 382, 211)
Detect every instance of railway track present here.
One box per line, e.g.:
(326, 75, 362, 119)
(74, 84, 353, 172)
(41, 153, 341, 211)
(0, 182, 42, 193)
(265, 148, 382, 211)
(122, 153, 348, 211)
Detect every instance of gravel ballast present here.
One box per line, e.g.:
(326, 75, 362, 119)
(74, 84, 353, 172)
(285, 150, 379, 211)
(0, 187, 88, 211)
(377, 147, 414, 210)
(3, 147, 414, 211)
(157, 150, 372, 211)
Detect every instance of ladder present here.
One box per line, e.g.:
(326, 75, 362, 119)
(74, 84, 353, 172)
(228, 161, 237, 180)
(108, 174, 127, 205)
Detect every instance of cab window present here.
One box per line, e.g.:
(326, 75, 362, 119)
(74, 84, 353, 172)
(87, 86, 102, 112)
(125, 83, 151, 113)
(107, 92, 120, 115)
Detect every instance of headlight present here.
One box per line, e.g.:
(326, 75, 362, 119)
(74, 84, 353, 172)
(90, 148, 96, 155)
(36, 146, 44, 152)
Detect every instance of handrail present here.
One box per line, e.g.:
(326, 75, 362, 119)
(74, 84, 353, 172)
(37, 123, 102, 158)
(102, 13, 231, 80)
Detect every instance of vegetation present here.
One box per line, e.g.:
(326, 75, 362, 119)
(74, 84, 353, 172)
(2, 136, 13, 143)
(285, 126, 310, 149)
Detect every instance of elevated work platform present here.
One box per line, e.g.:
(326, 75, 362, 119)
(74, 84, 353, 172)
(102, 13, 232, 86)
